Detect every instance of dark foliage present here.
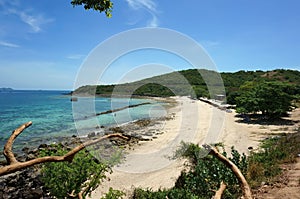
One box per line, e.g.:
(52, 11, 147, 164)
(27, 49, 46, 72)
(73, 69, 300, 103)
(71, 0, 113, 17)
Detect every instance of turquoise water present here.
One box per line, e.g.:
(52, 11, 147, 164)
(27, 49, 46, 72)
(0, 90, 165, 154)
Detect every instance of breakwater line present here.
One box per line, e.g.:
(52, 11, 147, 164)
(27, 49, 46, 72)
(96, 102, 151, 116)
(76, 102, 152, 121)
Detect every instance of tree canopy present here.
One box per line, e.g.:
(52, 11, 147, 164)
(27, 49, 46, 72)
(235, 81, 296, 117)
(71, 0, 113, 17)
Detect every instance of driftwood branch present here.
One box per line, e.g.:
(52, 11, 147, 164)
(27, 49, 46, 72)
(3, 121, 32, 165)
(204, 144, 253, 199)
(213, 181, 226, 199)
(0, 122, 129, 176)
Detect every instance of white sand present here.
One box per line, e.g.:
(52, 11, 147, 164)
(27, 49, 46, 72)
(90, 96, 298, 198)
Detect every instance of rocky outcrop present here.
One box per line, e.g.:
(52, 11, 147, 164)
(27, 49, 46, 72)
(0, 165, 51, 199)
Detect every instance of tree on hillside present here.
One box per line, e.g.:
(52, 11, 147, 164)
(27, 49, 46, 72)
(235, 81, 260, 114)
(236, 81, 296, 117)
(71, 0, 113, 17)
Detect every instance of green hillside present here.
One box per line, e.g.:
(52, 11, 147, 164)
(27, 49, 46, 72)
(73, 69, 300, 104)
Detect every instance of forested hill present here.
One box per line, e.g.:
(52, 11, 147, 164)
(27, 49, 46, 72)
(73, 69, 300, 104)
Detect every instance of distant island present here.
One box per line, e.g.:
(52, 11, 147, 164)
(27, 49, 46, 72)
(0, 87, 14, 92)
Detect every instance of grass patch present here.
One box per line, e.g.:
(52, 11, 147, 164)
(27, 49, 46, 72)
(247, 130, 300, 187)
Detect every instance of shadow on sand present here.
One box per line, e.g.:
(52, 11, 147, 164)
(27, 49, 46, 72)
(235, 113, 298, 126)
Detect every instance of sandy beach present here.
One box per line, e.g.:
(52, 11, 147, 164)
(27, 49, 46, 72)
(90, 96, 299, 198)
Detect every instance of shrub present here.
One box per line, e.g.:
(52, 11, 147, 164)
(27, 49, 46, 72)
(101, 187, 126, 199)
(39, 144, 116, 199)
(132, 188, 201, 199)
(247, 131, 300, 187)
(174, 143, 247, 199)
(133, 143, 247, 199)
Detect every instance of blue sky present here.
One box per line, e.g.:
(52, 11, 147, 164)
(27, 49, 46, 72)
(0, 0, 299, 90)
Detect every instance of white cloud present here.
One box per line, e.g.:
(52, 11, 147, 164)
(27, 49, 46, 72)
(147, 14, 158, 27)
(125, 0, 159, 27)
(66, 54, 86, 60)
(201, 40, 220, 47)
(1, 0, 54, 33)
(126, 0, 156, 11)
(0, 40, 19, 48)
(21, 12, 54, 33)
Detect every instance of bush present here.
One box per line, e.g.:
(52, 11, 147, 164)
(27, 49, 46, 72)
(39, 144, 115, 199)
(132, 188, 201, 199)
(174, 143, 247, 199)
(133, 143, 247, 199)
(247, 131, 300, 187)
(101, 187, 125, 199)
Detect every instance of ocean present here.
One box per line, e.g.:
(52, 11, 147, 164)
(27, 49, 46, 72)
(0, 90, 165, 155)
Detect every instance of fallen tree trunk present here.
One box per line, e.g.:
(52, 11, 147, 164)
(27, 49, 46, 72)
(0, 121, 129, 176)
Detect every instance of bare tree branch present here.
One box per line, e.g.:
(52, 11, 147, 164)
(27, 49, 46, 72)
(213, 181, 226, 199)
(204, 144, 253, 199)
(3, 121, 32, 164)
(0, 122, 129, 176)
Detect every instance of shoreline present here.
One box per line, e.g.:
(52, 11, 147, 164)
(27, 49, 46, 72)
(0, 95, 170, 159)
(90, 96, 300, 198)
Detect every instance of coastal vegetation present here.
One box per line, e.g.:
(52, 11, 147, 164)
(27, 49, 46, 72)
(235, 81, 297, 117)
(132, 144, 248, 199)
(133, 143, 249, 199)
(39, 143, 119, 199)
(130, 129, 300, 199)
(74, 69, 300, 118)
(73, 69, 300, 101)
